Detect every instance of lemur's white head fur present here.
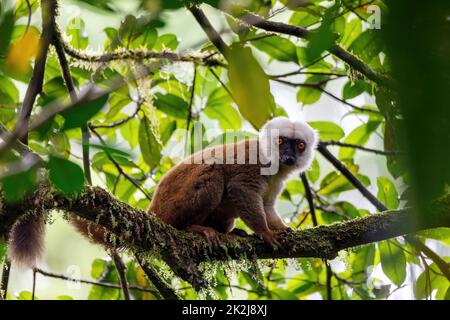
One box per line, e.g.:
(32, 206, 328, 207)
(259, 117, 318, 173)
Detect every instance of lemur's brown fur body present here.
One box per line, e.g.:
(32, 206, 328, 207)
(149, 139, 290, 245)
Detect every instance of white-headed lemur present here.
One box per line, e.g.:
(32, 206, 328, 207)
(8, 117, 317, 268)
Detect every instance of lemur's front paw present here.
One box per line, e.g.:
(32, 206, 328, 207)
(279, 226, 294, 234)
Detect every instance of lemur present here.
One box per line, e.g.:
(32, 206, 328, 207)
(8, 117, 318, 267)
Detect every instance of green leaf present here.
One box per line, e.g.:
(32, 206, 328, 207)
(341, 18, 362, 48)
(338, 120, 382, 160)
(66, 18, 88, 49)
(379, 240, 407, 287)
(88, 258, 120, 300)
(228, 43, 275, 129)
(296, 46, 333, 70)
(49, 155, 84, 195)
(0, 10, 14, 56)
(1, 166, 37, 203)
(289, 10, 320, 28)
(252, 36, 298, 62)
(62, 94, 109, 131)
(308, 121, 344, 140)
(17, 291, 37, 300)
(343, 80, 369, 100)
(0, 74, 19, 105)
(296, 75, 325, 106)
(319, 163, 370, 195)
(92, 151, 137, 169)
(418, 228, 450, 246)
(271, 289, 298, 300)
(349, 29, 384, 63)
(160, 118, 177, 145)
(377, 177, 399, 209)
(287, 275, 318, 297)
(285, 179, 305, 197)
(204, 86, 242, 130)
(296, 85, 321, 105)
(0, 239, 7, 262)
(414, 262, 450, 300)
(153, 92, 188, 119)
(154, 34, 179, 51)
(139, 116, 162, 168)
(91, 258, 108, 279)
(444, 287, 450, 300)
(351, 244, 375, 280)
(88, 143, 131, 158)
(110, 14, 162, 49)
(120, 117, 139, 149)
(307, 158, 320, 183)
(14, 0, 39, 20)
(304, 5, 339, 61)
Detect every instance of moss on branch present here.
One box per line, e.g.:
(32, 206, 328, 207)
(1, 185, 449, 290)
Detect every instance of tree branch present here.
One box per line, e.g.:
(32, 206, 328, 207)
(1, 185, 449, 290)
(55, 27, 223, 67)
(18, 0, 55, 144)
(189, 5, 230, 57)
(235, 12, 391, 86)
(134, 253, 180, 300)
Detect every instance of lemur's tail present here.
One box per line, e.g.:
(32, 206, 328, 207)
(69, 213, 110, 246)
(8, 215, 45, 269)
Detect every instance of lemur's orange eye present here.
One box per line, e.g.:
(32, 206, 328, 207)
(276, 138, 284, 145)
(298, 142, 306, 150)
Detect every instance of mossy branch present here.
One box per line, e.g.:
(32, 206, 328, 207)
(1, 185, 449, 289)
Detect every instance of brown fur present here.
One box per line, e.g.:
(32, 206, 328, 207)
(8, 215, 45, 268)
(69, 214, 110, 245)
(149, 139, 291, 246)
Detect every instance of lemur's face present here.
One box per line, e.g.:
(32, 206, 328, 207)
(259, 117, 318, 173)
(276, 136, 307, 166)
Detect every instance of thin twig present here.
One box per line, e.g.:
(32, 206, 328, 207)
(110, 251, 131, 300)
(90, 101, 141, 129)
(301, 173, 332, 300)
(31, 268, 37, 300)
(186, 67, 197, 136)
(53, 33, 92, 185)
(24, 0, 32, 32)
(272, 78, 380, 114)
(321, 140, 402, 156)
(35, 268, 158, 294)
(270, 70, 347, 79)
(89, 126, 152, 200)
